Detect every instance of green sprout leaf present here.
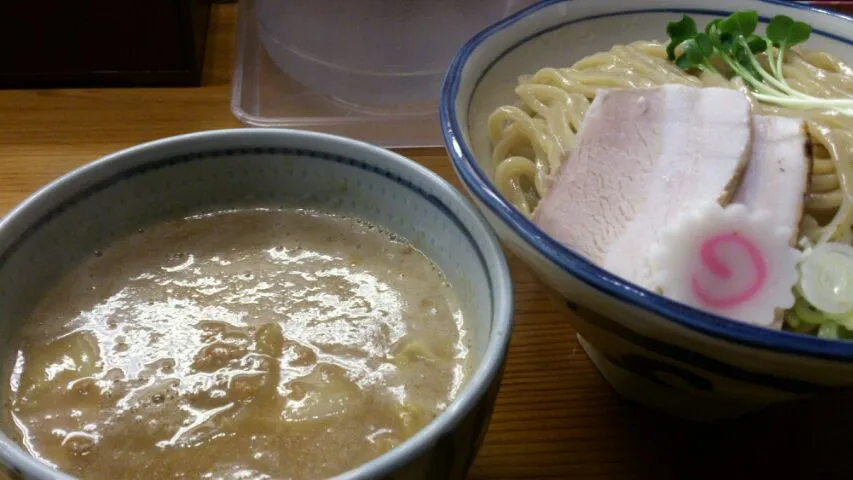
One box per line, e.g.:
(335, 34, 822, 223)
(733, 43, 762, 79)
(766, 14, 794, 46)
(694, 32, 714, 58)
(714, 22, 736, 54)
(720, 10, 759, 38)
(767, 15, 812, 47)
(664, 10, 853, 117)
(675, 38, 706, 70)
(788, 20, 812, 47)
(705, 18, 722, 36)
(666, 15, 698, 60)
(705, 18, 723, 46)
(746, 34, 768, 54)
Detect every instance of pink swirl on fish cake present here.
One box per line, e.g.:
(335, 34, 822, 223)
(690, 233, 768, 308)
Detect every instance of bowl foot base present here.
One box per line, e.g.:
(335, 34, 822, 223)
(578, 334, 763, 422)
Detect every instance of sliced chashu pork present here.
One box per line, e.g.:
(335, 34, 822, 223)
(733, 115, 811, 330)
(733, 115, 811, 246)
(533, 84, 752, 288)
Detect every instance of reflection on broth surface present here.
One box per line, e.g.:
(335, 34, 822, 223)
(2, 208, 471, 479)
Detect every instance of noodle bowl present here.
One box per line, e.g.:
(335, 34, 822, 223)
(441, 0, 853, 420)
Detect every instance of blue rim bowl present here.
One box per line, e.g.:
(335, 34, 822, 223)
(0, 129, 514, 479)
(439, 0, 853, 362)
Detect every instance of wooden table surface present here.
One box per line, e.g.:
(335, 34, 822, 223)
(2, 5, 853, 480)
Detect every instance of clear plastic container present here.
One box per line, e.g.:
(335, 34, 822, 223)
(231, 0, 533, 148)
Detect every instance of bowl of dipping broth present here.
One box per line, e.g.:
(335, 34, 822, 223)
(0, 129, 512, 479)
(440, 0, 853, 421)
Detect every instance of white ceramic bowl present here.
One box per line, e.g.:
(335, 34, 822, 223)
(0, 129, 513, 479)
(440, 0, 853, 421)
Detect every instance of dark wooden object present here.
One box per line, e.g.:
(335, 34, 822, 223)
(0, 0, 211, 89)
(806, 1, 853, 16)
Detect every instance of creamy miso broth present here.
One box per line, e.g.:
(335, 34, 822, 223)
(1, 208, 471, 479)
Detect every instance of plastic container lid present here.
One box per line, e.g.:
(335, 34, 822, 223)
(231, 0, 533, 148)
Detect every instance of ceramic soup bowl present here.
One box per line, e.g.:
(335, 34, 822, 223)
(0, 129, 513, 479)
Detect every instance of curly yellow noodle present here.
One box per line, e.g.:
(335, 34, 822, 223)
(495, 156, 539, 215)
(811, 172, 841, 192)
(487, 40, 853, 245)
(812, 156, 836, 174)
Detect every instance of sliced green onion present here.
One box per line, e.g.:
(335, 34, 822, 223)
(793, 297, 829, 324)
(797, 242, 853, 315)
(818, 322, 840, 339)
